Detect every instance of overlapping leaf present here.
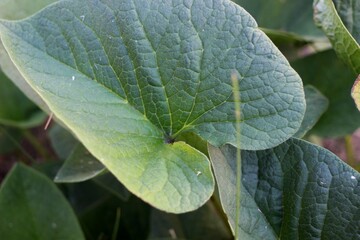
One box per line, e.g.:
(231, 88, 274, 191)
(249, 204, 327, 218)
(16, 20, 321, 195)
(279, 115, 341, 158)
(314, 0, 360, 74)
(0, 164, 84, 240)
(333, 0, 360, 42)
(209, 138, 360, 239)
(54, 144, 105, 183)
(234, 0, 324, 39)
(0, 0, 57, 112)
(292, 50, 360, 137)
(294, 85, 329, 138)
(0, 69, 45, 128)
(0, 0, 305, 212)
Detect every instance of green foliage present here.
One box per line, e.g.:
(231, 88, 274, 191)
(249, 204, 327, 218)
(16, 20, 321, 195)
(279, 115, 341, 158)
(294, 85, 329, 138)
(0, 0, 305, 212)
(292, 50, 360, 136)
(0, 164, 84, 240)
(54, 144, 105, 183)
(0, 0, 359, 239)
(314, 0, 360, 74)
(233, 0, 324, 39)
(209, 138, 360, 239)
(0, 69, 45, 128)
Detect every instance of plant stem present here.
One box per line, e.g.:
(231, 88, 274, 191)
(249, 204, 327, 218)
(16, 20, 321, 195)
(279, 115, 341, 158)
(344, 135, 357, 168)
(111, 208, 121, 240)
(231, 72, 242, 240)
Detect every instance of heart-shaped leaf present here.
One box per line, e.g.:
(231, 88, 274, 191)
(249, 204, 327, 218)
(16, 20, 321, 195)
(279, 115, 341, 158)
(0, 0, 305, 212)
(209, 138, 360, 239)
(0, 164, 85, 240)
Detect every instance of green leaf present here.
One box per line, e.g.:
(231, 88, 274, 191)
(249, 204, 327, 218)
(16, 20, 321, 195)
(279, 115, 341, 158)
(0, 0, 305, 212)
(92, 172, 131, 201)
(55, 144, 105, 183)
(0, 69, 45, 128)
(0, 0, 57, 112)
(0, 0, 57, 20)
(233, 0, 324, 38)
(0, 126, 21, 154)
(332, 0, 360, 43)
(148, 202, 232, 239)
(209, 138, 360, 239)
(0, 164, 85, 240)
(294, 85, 329, 138)
(314, 0, 360, 74)
(352, 75, 360, 111)
(208, 145, 277, 239)
(48, 123, 78, 160)
(292, 50, 360, 137)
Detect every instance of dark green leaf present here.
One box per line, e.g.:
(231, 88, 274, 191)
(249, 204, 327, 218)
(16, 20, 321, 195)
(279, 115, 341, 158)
(233, 0, 324, 38)
(0, 0, 58, 112)
(48, 123, 78, 160)
(0, 0, 305, 212)
(93, 172, 131, 201)
(0, 126, 21, 154)
(333, 0, 360, 43)
(209, 138, 360, 239)
(148, 201, 232, 240)
(314, 0, 360, 74)
(294, 85, 329, 138)
(55, 144, 105, 183)
(208, 145, 276, 239)
(0, 69, 45, 128)
(292, 50, 360, 137)
(0, 164, 85, 240)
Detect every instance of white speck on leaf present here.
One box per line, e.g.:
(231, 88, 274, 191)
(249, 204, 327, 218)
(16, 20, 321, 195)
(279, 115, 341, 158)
(80, 15, 85, 21)
(257, 208, 262, 213)
(51, 222, 57, 229)
(72, 76, 75, 81)
(351, 176, 356, 180)
(196, 171, 202, 176)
